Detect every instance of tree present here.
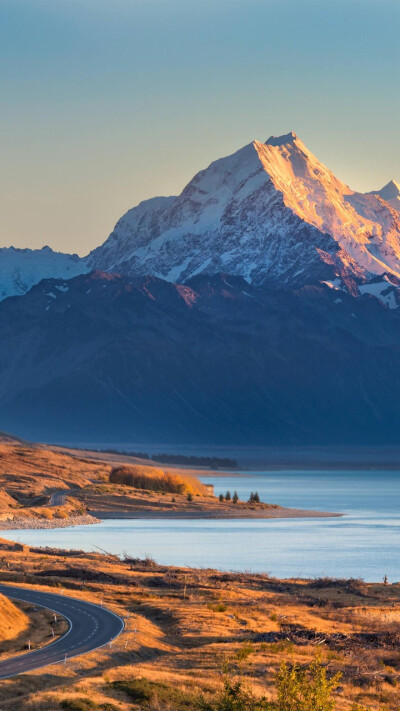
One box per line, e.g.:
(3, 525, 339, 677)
(219, 493, 224, 502)
(276, 659, 342, 711)
(225, 491, 231, 501)
(253, 491, 260, 503)
(232, 491, 239, 504)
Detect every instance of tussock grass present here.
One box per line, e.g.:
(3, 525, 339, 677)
(0, 593, 28, 641)
(0, 538, 399, 710)
(110, 677, 203, 710)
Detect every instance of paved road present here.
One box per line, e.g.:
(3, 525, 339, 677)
(0, 584, 124, 679)
(49, 489, 74, 506)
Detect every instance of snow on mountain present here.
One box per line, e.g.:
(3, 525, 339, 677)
(358, 276, 400, 310)
(87, 132, 400, 293)
(0, 246, 87, 300)
(88, 139, 338, 287)
(1, 132, 400, 307)
(89, 196, 176, 273)
(370, 180, 400, 214)
(257, 133, 400, 278)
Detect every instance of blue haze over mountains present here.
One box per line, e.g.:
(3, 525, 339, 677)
(1, 132, 400, 445)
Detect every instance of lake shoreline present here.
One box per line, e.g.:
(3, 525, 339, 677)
(0, 514, 100, 531)
(90, 506, 342, 520)
(0, 506, 341, 531)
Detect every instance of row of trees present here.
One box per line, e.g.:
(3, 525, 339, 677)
(218, 490, 261, 504)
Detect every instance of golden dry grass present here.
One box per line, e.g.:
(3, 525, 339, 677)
(0, 440, 212, 522)
(0, 593, 28, 642)
(0, 542, 396, 710)
(0, 442, 110, 509)
(0, 438, 299, 523)
(0, 600, 68, 662)
(0, 437, 396, 709)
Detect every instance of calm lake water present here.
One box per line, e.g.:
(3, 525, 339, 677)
(3, 470, 399, 582)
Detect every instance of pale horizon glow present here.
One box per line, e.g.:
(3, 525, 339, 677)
(0, 0, 399, 256)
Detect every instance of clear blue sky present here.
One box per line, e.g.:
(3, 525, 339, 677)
(0, 0, 399, 255)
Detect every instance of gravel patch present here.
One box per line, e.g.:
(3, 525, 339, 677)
(0, 515, 100, 530)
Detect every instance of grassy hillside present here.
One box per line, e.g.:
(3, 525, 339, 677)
(0, 438, 213, 522)
(0, 593, 28, 642)
(0, 544, 398, 709)
(0, 441, 110, 506)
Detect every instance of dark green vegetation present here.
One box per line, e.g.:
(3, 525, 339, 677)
(93, 449, 238, 469)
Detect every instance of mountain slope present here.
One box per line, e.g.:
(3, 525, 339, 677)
(88, 141, 339, 288)
(87, 132, 400, 290)
(1, 132, 400, 301)
(0, 246, 87, 300)
(1, 271, 400, 445)
(370, 180, 400, 214)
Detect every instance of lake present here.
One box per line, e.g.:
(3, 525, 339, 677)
(3, 469, 399, 582)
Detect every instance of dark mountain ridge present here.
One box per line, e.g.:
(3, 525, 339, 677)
(1, 270, 400, 445)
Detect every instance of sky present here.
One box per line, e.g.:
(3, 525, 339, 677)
(0, 0, 399, 256)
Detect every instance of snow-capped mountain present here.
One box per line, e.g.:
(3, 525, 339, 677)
(1, 131, 400, 310)
(1, 133, 400, 445)
(370, 180, 400, 213)
(87, 131, 400, 296)
(0, 246, 87, 300)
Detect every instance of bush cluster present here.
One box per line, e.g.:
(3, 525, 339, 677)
(108, 659, 343, 711)
(110, 465, 187, 494)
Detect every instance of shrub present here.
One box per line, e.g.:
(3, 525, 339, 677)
(61, 699, 97, 711)
(109, 465, 205, 495)
(55, 509, 69, 519)
(110, 678, 202, 710)
(235, 642, 254, 661)
(201, 678, 269, 710)
(109, 660, 342, 711)
(187, 492, 193, 502)
(207, 602, 227, 612)
(37, 507, 53, 520)
(276, 659, 342, 711)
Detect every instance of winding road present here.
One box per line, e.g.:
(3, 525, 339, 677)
(49, 489, 77, 506)
(0, 584, 124, 679)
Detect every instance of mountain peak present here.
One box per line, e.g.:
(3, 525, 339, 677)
(379, 180, 400, 199)
(265, 131, 299, 147)
(370, 180, 400, 214)
(86, 129, 400, 288)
